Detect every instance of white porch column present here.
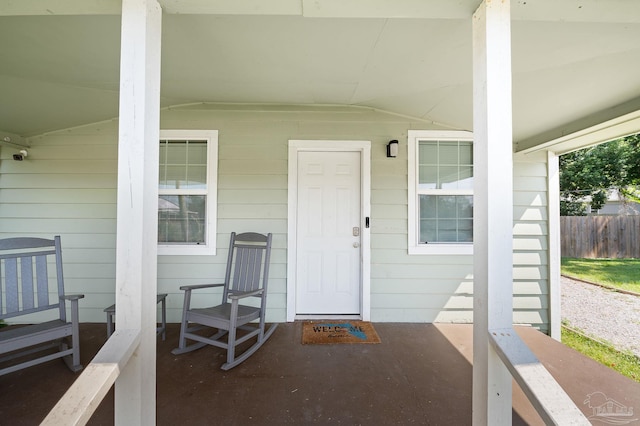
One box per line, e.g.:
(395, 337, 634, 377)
(547, 151, 562, 341)
(472, 1, 514, 425)
(115, 0, 162, 424)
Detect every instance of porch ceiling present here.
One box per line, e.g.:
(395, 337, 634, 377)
(1, 1, 640, 150)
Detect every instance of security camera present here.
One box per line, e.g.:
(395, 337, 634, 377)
(13, 149, 28, 161)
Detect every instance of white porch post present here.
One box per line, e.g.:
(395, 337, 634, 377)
(547, 151, 562, 341)
(115, 0, 162, 424)
(472, 0, 514, 425)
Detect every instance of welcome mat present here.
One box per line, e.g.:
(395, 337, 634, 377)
(302, 321, 381, 344)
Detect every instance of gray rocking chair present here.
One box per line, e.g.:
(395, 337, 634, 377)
(172, 232, 277, 370)
(0, 236, 84, 376)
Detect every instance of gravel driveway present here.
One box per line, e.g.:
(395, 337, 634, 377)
(561, 276, 640, 358)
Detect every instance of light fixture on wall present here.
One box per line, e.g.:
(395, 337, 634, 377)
(387, 140, 399, 158)
(13, 149, 28, 161)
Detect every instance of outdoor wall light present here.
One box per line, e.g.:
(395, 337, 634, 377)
(387, 140, 399, 158)
(13, 149, 28, 161)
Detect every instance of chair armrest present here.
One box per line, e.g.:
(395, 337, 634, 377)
(61, 294, 85, 301)
(179, 283, 225, 291)
(228, 289, 264, 300)
(60, 294, 83, 328)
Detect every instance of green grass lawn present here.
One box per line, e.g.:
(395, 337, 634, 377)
(561, 258, 640, 293)
(561, 258, 640, 380)
(562, 325, 640, 383)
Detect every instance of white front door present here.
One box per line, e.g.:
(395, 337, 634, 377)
(296, 151, 362, 314)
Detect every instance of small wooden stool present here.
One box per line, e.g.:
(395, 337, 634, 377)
(104, 293, 168, 340)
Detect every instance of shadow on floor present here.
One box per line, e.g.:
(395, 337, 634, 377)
(2, 322, 639, 425)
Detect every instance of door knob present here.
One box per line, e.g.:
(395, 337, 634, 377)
(353, 242, 360, 248)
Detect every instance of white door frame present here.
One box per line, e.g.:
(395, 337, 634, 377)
(287, 140, 371, 322)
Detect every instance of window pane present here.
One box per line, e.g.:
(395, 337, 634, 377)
(458, 166, 473, 189)
(418, 141, 438, 189)
(163, 165, 186, 189)
(458, 219, 473, 242)
(419, 165, 437, 189)
(186, 165, 207, 188)
(420, 195, 437, 217)
(187, 142, 207, 165)
(166, 141, 187, 163)
(159, 140, 208, 189)
(438, 219, 458, 242)
(159, 143, 167, 184)
(457, 195, 473, 218)
(185, 142, 207, 189)
(439, 166, 460, 189)
(158, 195, 206, 244)
(418, 142, 437, 165)
(419, 140, 474, 190)
(159, 143, 167, 168)
(437, 196, 457, 217)
(459, 142, 473, 164)
(438, 141, 458, 164)
(419, 194, 474, 243)
(419, 219, 437, 243)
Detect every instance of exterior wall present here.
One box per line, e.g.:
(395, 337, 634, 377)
(0, 126, 119, 323)
(0, 104, 550, 330)
(513, 150, 551, 333)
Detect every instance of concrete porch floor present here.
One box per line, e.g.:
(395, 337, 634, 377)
(1, 322, 639, 425)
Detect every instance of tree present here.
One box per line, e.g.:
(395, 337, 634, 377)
(560, 134, 640, 216)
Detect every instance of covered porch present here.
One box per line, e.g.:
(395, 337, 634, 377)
(3, 0, 640, 423)
(3, 322, 638, 424)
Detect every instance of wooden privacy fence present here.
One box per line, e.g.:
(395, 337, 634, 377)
(560, 216, 640, 258)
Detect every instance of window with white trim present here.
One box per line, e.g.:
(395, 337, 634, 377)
(158, 130, 218, 256)
(408, 130, 474, 255)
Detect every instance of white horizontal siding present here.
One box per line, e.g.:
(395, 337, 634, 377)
(371, 189, 407, 205)
(0, 204, 116, 218)
(0, 105, 552, 331)
(513, 236, 547, 251)
(514, 206, 546, 221)
(371, 279, 473, 294)
(514, 191, 547, 206)
(513, 151, 551, 332)
(0, 160, 116, 174)
(0, 124, 118, 321)
(218, 189, 287, 204)
(219, 159, 287, 175)
(0, 188, 116, 204)
(0, 218, 116, 234)
(0, 174, 116, 189)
